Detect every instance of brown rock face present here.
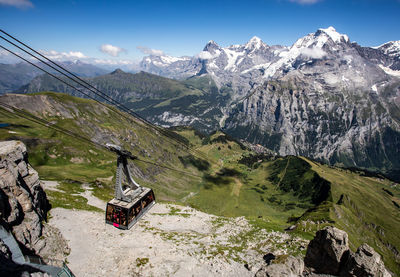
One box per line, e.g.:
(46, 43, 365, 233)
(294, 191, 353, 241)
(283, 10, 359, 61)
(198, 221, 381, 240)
(304, 226, 349, 275)
(0, 140, 50, 254)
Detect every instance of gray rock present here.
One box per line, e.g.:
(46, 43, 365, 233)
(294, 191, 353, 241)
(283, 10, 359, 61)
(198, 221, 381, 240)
(0, 140, 49, 254)
(255, 256, 304, 277)
(341, 244, 392, 277)
(304, 226, 349, 275)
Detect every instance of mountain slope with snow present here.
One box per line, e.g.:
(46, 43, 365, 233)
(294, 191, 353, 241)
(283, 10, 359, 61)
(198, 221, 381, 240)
(17, 26, 400, 179)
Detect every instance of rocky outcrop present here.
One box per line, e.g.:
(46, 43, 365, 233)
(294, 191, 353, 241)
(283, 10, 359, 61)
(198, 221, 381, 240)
(0, 140, 71, 275)
(341, 244, 392, 277)
(304, 226, 349, 275)
(304, 226, 392, 277)
(0, 140, 49, 254)
(256, 226, 392, 277)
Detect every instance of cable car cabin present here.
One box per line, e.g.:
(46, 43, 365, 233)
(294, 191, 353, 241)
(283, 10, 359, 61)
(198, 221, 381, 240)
(105, 188, 155, 229)
(104, 143, 156, 230)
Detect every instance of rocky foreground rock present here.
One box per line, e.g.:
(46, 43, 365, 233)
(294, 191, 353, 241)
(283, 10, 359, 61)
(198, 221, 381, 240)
(256, 226, 393, 277)
(0, 140, 68, 276)
(0, 141, 49, 252)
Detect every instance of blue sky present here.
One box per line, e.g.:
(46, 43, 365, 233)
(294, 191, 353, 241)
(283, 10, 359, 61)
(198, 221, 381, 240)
(0, 0, 399, 65)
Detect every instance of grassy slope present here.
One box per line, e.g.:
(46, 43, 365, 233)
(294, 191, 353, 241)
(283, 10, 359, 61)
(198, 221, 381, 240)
(303, 158, 400, 274)
(0, 92, 201, 203)
(172, 129, 400, 274)
(20, 73, 229, 133)
(0, 92, 399, 273)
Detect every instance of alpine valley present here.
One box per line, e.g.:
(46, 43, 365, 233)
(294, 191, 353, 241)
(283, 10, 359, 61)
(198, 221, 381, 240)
(16, 27, 400, 181)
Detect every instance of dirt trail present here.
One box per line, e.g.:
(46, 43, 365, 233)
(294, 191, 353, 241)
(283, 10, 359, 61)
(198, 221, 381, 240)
(231, 177, 243, 197)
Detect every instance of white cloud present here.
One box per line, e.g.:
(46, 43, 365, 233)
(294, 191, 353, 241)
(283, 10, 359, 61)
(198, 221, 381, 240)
(0, 48, 19, 63)
(40, 50, 87, 61)
(289, 0, 322, 4)
(137, 46, 164, 56)
(0, 49, 10, 56)
(0, 0, 33, 8)
(91, 59, 134, 65)
(196, 51, 221, 60)
(100, 44, 126, 57)
(196, 51, 214, 60)
(299, 47, 326, 59)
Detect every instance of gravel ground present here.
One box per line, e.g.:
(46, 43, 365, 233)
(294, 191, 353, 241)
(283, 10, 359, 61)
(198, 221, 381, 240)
(46, 183, 307, 277)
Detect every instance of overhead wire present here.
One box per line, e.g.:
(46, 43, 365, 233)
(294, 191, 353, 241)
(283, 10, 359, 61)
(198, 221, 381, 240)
(0, 102, 204, 179)
(0, 43, 202, 159)
(0, 29, 209, 161)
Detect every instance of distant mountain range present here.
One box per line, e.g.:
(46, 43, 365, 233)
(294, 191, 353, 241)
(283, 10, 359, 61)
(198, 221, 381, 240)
(0, 60, 109, 94)
(7, 26, 400, 180)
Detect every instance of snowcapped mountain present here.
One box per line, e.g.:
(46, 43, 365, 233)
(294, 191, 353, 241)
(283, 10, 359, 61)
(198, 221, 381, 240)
(139, 55, 199, 79)
(19, 26, 400, 179)
(377, 40, 400, 58)
(138, 26, 400, 179)
(138, 26, 400, 98)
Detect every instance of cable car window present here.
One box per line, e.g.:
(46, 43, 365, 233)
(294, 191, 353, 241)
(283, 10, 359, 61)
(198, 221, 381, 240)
(134, 202, 142, 216)
(142, 191, 154, 209)
(106, 204, 114, 222)
(120, 208, 127, 227)
(128, 207, 135, 224)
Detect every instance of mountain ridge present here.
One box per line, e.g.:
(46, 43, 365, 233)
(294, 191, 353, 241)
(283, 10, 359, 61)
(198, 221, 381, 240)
(9, 26, 400, 181)
(1, 92, 399, 275)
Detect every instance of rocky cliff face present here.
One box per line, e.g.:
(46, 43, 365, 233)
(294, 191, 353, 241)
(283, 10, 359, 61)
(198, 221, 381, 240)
(0, 140, 68, 262)
(0, 140, 49, 253)
(222, 27, 400, 177)
(223, 72, 400, 177)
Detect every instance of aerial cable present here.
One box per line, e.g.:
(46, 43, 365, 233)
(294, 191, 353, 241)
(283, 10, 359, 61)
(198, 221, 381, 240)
(0, 44, 206, 162)
(0, 29, 209, 159)
(0, 103, 204, 179)
(0, 34, 209, 161)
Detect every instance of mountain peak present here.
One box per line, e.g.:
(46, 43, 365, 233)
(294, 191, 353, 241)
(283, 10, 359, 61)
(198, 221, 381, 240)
(376, 40, 400, 57)
(203, 40, 221, 52)
(317, 26, 349, 43)
(110, 68, 125, 75)
(249, 36, 262, 43)
(245, 36, 266, 50)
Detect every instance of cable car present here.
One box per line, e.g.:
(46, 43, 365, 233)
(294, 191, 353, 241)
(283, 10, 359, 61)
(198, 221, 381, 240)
(105, 144, 156, 229)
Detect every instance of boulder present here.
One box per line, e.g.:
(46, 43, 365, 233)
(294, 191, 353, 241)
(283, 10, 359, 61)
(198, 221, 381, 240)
(255, 256, 304, 277)
(304, 226, 349, 275)
(341, 244, 392, 277)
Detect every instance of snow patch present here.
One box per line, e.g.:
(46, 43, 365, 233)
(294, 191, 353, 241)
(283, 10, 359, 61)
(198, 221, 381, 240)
(245, 36, 264, 50)
(241, 63, 271, 74)
(223, 48, 244, 71)
(379, 64, 400, 77)
(160, 55, 189, 64)
(319, 26, 349, 43)
(371, 84, 378, 93)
